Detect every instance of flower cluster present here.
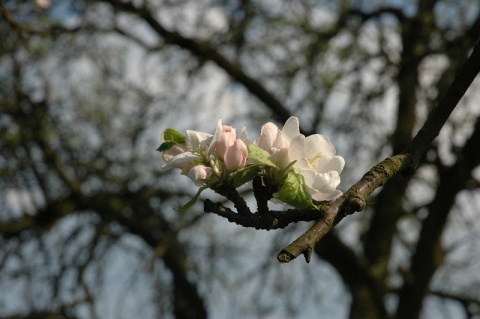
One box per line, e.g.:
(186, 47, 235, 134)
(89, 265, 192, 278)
(158, 117, 345, 210)
(159, 120, 249, 186)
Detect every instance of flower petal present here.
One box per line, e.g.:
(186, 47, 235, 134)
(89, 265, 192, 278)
(321, 156, 345, 174)
(224, 139, 248, 171)
(311, 189, 343, 201)
(256, 122, 279, 151)
(311, 171, 340, 193)
(281, 116, 301, 144)
(240, 127, 251, 145)
(304, 134, 336, 160)
(187, 165, 213, 186)
(161, 152, 200, 170)
(186, 130, 213, 151)
(288, 134, 305, 162)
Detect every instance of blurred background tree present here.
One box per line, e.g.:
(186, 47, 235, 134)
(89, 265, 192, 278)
(1, 0, 480, 318)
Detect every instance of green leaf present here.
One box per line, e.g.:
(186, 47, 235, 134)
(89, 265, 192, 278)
(232, 165, 262, 188)
(247, 144, 278, 168)
(273, 172, 315, 209)
(156, 141, 176, 152)
(157, 128, 186, 152)
(162, 128, 186, 144)
(176, 186, 208, 213)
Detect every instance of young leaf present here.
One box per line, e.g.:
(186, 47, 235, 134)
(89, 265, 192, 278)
(232, 165, 262, 188)
(247, 144, 278, 168)
(156, 141, 176, 152)
(176, 186, 208, 213)
(162, 128, 186, 144)
(273, 172, 315, 209)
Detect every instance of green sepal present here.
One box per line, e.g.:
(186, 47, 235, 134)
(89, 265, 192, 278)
(157, 128, 186, 152)
(273, 172, 315, 209)
(275, 160, 297, 184)
(176, 186, 208, 213)
(247, 144, 278, 168)
(232, 165, 262, 188)
(156, 141, 176, 152)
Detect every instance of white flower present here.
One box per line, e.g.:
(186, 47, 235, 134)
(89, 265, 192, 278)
(289, 133, 345, 200)
(254, 116, 301, 168)
(255, 116, 345, 201)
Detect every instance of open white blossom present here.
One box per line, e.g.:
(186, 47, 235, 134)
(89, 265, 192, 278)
(255, 116, 345, 201)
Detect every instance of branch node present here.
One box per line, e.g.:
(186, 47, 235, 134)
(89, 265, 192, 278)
(303, 246, 313, 263)
(340, 194, 366, 217)
(277, 250, 296, 263)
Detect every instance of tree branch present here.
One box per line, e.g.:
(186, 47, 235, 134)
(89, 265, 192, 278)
(278, 38, 480, 263)
(104, 0, 293, 124)
(204, 199, 329, 230)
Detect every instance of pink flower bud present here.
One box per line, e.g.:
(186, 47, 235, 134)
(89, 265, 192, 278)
(216, 125, 236, 159)
(187, 165, 214, 186)
(224, 139, 248, 171)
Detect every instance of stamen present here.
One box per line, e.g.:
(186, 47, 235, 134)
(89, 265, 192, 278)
(308, 153, 322, 167)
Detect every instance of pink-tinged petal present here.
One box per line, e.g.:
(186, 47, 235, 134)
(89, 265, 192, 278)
(187, 165, 213, 186)
(162, 144, 188, 162)
(273, 130, 288, 149)
(216, 125, 237, 159)
(161, 152, 200, 170)
(281, 116, 301, 144)
(256, 122, 278, 151)
(224, 139, 248, 171)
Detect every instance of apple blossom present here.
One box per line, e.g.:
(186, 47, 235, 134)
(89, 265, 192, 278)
(158, 116, 345, 211)
(288, 134, 345, 200)
(224, 139, 248, 171)
(254, 116, 345, 203)
(215, 124, 236, 159)
(188, 165, 214, 186)
(159, 119, 251, 187)
(255, 117, 301, 169)
(161, 130, 212, 174)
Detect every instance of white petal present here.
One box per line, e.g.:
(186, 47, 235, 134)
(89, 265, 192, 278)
(304, 134, 336, 160)
(240, 127, 250, 145)
(256, 122, 279, 150)
(288, 135, 305, 162)
(311, 189, 343, 201)
(301, 169, 316, 187)
(312, 171, 340, 193)
(270, 147, 290, 169)
(161, 152, 200, 170)
(207, 119, 223, 155)
(273, 130, 287, 149)
(282, 116, 301, 144)
(321, 156, 345, 174)
(186, 130, 213, 151)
